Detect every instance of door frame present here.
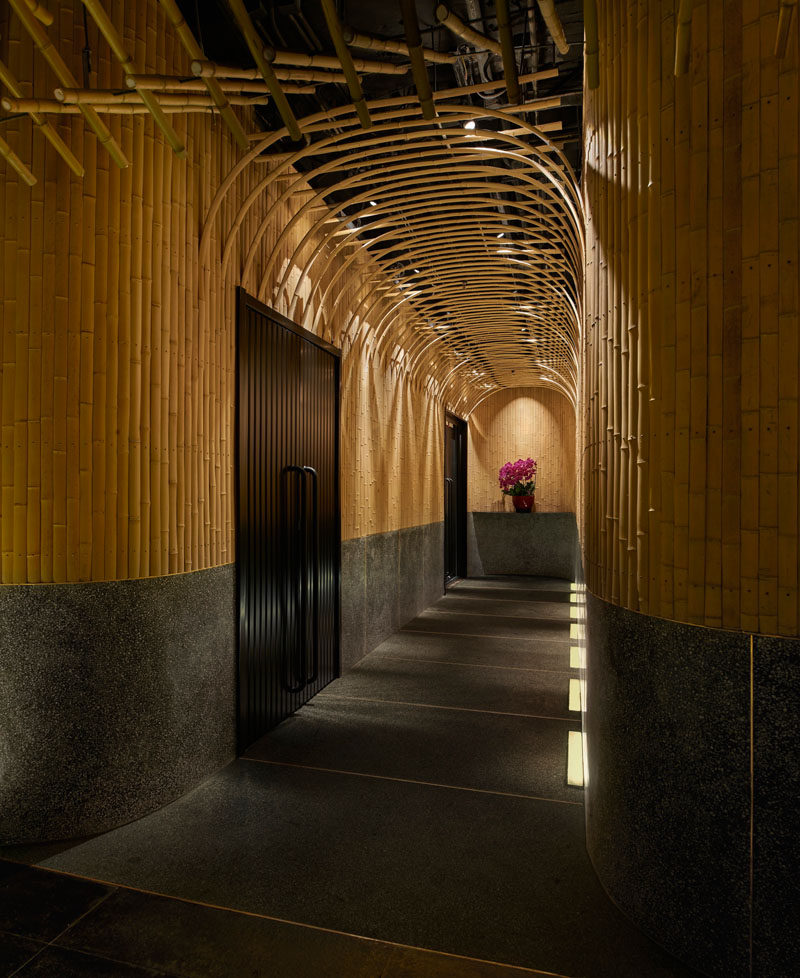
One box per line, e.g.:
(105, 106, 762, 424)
(443, 411, 468, 585)
(234, 287, 341, 752)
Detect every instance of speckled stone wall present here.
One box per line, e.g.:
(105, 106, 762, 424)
(585, 592, 799, 978)
(467, 513, 577, 579)
(0, 565, 237, 844)
(341, 522, 443, 669)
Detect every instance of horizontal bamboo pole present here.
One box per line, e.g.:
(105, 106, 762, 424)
(775, 0, 796, 58)
(54, 84, 313, 103)
(156, 0, 249, 150)
(264, 48, 409, 75)
(342, 26, 453, 65)
(23, 0, 53, 26)
(320, 0, 371, 128)
(8, 0, 128, 167)
(3, 95, 317, 114)
(537, 0, 570, 55)
(435, 5, 502, 56)
(0, 57, 84, 175)
(79, 0, 187, 158)
(226, 0, 301, 141)
(129, 65, 345, 87)
(0, 132, 37, 184)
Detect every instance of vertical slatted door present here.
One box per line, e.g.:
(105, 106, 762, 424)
(236, 289, 340, 751)
(444, 414, 467, 583)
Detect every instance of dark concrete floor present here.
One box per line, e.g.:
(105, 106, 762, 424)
(0, 577, 701, 978)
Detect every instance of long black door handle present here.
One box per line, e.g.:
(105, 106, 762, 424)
(280, 465, 307, 693)
(302, 466, 319, 686)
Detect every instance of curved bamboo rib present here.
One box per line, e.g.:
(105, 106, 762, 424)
(204, 97, 583, 414)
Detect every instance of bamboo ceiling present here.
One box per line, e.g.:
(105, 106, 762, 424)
(1, 0, 584, 416)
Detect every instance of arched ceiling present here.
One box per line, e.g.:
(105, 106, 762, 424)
(204, 92, 583, 414)
(1, 0, 585, 414)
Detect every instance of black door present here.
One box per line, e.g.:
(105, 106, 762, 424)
(444, 413, 467, 584)
(236, 289, 340, 751)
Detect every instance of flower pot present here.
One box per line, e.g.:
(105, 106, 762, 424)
(512, 494, 535, 513)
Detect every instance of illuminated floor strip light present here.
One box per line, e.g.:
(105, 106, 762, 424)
(567, 731, 584, 786)
(568, 677, 581, 712)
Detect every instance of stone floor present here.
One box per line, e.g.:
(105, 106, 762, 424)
(0, 577, 701, 978)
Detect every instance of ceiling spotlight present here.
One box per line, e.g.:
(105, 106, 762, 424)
(369, 200, 377, 206)
(496, 232, 504, 238)
(464, 120, 476, 130)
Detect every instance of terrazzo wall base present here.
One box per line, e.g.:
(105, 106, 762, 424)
(0, 565, 237, 844)
(584, 592, 798, 978)
(467, 512, 577, 579)
(341, 522, 444, 669)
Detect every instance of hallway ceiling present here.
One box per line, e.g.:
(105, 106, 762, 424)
(193, 0, 584, 411)
(2, 0, 584, 413)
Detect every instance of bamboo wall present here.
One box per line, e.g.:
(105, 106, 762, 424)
(468, 387, 576, 513)
(583, 0, 800, 637)
(0, 0, 443, 584)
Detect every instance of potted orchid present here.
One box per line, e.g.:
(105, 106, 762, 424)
(499, 457, 537, 512)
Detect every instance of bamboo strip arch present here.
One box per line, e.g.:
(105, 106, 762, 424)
(202, 99, 583, 415)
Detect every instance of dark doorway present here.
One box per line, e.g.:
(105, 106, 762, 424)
(236, 289, 340, 751)
(444, 413, 467, 584)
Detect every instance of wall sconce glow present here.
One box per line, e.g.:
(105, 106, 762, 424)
(567, 731, 584, 787)
(464, 119, 476, 130)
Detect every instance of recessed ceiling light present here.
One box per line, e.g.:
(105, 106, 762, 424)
(369, 200, 377, 206)
(496, 232, 504, 238)
(464, 120, 476, 130)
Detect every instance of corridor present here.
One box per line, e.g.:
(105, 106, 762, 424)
(1, 578, 697, 978)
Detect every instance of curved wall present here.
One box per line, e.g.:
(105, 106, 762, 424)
(0, 1, 446, 840)
(0, 566, 236, 844)
(582, 3, 799, 976)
